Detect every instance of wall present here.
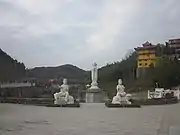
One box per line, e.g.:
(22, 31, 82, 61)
(0, 82, 35, 88)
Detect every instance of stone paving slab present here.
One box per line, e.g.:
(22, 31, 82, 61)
(157, 103, 180, 135)
(169, 125, 180, 135)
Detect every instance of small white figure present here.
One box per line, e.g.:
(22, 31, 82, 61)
(112, 79, 131, 105)
(54, 78, 74, 105)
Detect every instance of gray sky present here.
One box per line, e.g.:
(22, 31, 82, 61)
(0, 0, 180, 70)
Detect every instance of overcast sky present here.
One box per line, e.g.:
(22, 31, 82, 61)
(0, 0, 180, 70)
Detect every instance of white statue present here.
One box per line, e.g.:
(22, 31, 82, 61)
(54, 78, 74, 105)
(90, 62, 99, 89)
(60, 78, 69, 92)
(116, 79, 126, 96)
(92, 62, 98, 83)
(112, 79, 131, 105)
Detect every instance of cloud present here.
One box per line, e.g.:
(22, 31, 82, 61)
(12, 0, 68, 15)
(0, 0, 180, 69)
(86, 1, 140, 52)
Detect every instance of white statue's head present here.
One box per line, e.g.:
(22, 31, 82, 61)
(63, 78, 67, 85)
(92, 62, 97, 67)
(118, 79, 122, 85)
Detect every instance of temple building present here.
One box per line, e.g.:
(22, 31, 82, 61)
(135, 41, 158, 68)
(134, 41, 161, 78)
(166, 38, 180, 60)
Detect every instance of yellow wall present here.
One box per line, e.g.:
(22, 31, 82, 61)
(137, 50, 156, 68)
(138, 54, 155, 60)
(138, 50, 155, 54)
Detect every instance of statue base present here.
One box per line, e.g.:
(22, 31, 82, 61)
(86, 87, 104, 103)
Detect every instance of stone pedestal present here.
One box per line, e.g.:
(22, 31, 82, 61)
(86, 88, 104, 103)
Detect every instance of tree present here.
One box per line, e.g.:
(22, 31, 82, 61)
(0, 48, 26, 81)
(152, 56, 180, 88)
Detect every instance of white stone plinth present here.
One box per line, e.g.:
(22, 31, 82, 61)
(89, 86, 100, 90)
(86, 88, 104, 103)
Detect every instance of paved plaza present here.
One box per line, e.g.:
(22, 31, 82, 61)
(0, 103, 180, 135)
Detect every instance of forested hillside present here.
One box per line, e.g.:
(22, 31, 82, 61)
(26, 64, 90, 84)
(0, 48, 26, 82)
(1, 47, 180, 95)
(98, 52, 137, 97)
(98, 50, 180, 97)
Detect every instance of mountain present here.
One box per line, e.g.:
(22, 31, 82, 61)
(0, 48, 89, 84)
(26, 64, 90, 84)
(0, 48, 26, 82)
(0, 47, 136, 89)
